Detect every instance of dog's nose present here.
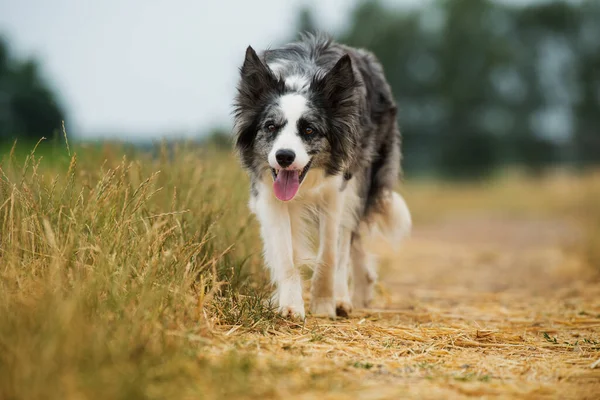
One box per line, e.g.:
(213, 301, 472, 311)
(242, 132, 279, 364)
(275, 149, 296, 168)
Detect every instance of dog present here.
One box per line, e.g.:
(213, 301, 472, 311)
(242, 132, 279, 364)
(233, 33, 411, 319)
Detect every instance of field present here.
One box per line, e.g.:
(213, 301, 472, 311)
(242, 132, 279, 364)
(1, 141, 599, 399)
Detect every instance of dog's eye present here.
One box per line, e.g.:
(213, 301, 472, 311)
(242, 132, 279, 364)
(304, 127, 314, 135)
(266, 124, 276, 132)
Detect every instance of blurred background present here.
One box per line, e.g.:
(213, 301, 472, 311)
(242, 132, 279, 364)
(1, 0, 599, 179)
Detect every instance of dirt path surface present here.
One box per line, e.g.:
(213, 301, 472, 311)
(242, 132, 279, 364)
(214, 215, 600, 399)
(368, 216, 600, 398)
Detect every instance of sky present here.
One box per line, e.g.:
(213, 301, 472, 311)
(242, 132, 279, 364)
(0, 0, 372, 139)
(0, 0, 553, 139)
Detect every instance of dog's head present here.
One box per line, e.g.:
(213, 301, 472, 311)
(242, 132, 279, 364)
(234, 46, 360, 201)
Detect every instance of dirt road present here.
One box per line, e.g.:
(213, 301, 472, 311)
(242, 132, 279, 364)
(366, 215, 600, 398)
(219, 214, 600, 399)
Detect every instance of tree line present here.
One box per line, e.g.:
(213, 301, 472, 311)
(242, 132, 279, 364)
(0, 37, 66, 145)
(298, 0, 600, 178)
(2, 0, 599, 179)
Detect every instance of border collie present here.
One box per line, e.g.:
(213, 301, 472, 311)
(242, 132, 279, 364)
(233, 34, 411, 319)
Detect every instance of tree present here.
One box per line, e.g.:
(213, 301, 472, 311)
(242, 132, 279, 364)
(297, 7, 318, 36)
(289, 0, 599, 178)
(340, 0, 507, 178)
(573, 0, 600, 165)
(0, 37, 66, 143)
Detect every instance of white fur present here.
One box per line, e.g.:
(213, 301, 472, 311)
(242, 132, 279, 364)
(251, 169, 377, 318)
(334, 228, 353, 312)
(251, 171, 341, 317)
(309, 176, 344, 317)
(267, 62, 285, 77)
(250, 170, 411, 318)
(266, 62, 309, 91)
(364, 191, 412, 246)
(387, 191, 412, 241)
(253, 107, 411, 319)
(351, 238, 378, 309)
(252, 180, 305, 319)
(267, 94, 311, 171)
(350, 191, 411, 309)
(285, 75, 310, 92)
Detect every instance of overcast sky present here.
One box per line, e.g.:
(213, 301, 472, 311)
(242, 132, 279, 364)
(0, 0, 551, 139)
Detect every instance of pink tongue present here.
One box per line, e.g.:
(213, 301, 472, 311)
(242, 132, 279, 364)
(273, 170, 300, 201)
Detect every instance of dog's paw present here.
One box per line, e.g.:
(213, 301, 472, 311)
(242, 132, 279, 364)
(310, 297, 336, 318)
(278, 305, 305, 320)
(335, 300, 353, 318)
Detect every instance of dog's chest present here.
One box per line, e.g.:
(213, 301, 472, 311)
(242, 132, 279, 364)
(295, 172, 341, 203)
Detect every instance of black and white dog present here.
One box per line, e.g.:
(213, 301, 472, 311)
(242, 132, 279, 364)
(233, 34, 411, 319)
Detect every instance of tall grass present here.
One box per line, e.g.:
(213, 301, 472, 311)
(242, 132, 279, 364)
(1, 140, 598, 399)
(0, 141, 279, 399)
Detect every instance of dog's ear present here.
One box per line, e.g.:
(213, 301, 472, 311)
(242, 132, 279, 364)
(234, 47, 281, 168)
(313, 54, 357, 106)
(241, 46, 267, 77)
(312, 54, 360, 176)
(238, 46, 279, 102)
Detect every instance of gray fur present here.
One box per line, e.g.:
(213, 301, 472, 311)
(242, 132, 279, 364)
(233, 33, 401, 225)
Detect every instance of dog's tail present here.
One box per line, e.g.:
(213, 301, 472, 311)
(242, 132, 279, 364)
(364, 190, 412, 247)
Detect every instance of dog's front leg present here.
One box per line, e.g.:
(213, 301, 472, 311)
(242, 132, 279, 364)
(334, 228, 353, 317)
(311, 188, 344, 317)
(254, 191, 304, 320)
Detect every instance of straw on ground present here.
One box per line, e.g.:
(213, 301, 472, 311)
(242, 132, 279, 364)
(0, 143, 598, 399)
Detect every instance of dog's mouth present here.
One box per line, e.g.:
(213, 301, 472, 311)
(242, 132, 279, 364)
(270, 161, 311, 202)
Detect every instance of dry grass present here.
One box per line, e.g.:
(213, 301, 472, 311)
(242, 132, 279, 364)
(575, 171, 600, 272)
(1, 142, 599, 399)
